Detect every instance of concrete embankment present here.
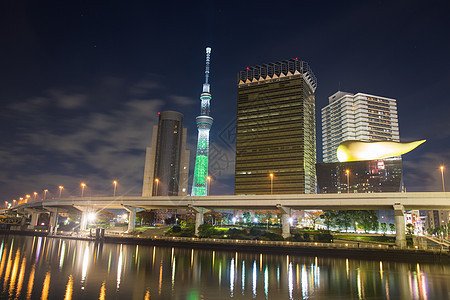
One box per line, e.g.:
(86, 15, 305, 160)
(2, 229, 449, 264)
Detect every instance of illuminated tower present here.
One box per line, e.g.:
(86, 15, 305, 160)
(191, 47, 213, 196)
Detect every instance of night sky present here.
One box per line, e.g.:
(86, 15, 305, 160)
(1, 0, 449, 201)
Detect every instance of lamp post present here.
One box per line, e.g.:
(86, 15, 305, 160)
(81, 183, 86, 199)
(346, 169, 350, 193)
(43, 189, 48, 201)
(58, 186, 64, 200)
(440, 166, 445, 192)
(155, 178, 159, 196)
(4, 201, 8, 209)
(13, 199, 16, 207)
(113, 180, 118, 198)
(33, 192, 38, 201)
(207, 176, 211, 196)
(26, 194, 30, 203)
(270, 173, 274, 195)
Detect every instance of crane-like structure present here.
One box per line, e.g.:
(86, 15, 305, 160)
(191, 47, 213, 196)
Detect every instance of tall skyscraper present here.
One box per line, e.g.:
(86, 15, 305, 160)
(191, 47, 213, 196)
(235, 58, 317, 195)
(322, 91, 400, 163)
(142, 111, 189, 197)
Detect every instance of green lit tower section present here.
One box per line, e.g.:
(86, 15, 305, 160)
(191, 47, 213, 196)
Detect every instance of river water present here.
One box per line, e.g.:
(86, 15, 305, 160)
(0, 234, 449, 299)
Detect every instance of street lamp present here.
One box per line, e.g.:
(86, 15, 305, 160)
(269, 173, 274, 195)
(4, 201, 8, 208)
(26, 194, 31, 202)
(207, 176, 211, 196)
(13, 199, 16, 207)
(81, 183, 86, 199)
(113, 180, 118, 197)
(33, 192, 38, 201)
(43, 189, 48, 201)
(154, 178, 159, 196)
(440, 166, 445, 192)
(346, 169, 350, 193)
(59, 186, 64, 200)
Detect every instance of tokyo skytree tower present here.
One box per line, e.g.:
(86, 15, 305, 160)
(191, 47, 213, 196)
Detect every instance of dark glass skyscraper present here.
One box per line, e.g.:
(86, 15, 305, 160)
(235, 59, 317, 195)
(142, 111, 189, 196)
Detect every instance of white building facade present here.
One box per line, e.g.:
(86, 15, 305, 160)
(322, 91, 400, 163)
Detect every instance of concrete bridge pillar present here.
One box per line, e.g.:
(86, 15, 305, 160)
(46, 207, 59, 235)
(74, 206, 95, 231)
(123, 206, 145, 233)
(394, 204, 406, 248)
(277, 205, 291, 239)
(25, 209, 41, 229)
(190, 206, 206, 236)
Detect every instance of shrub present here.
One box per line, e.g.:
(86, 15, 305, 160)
(260, 232, 284, 241)
(315, 233, 333, 243)
(198, 224, 216, 238)
(171, 225, 182, 233)
(250, 227, 263, 237)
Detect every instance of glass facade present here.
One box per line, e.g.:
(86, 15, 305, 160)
(315, 158, 403, 194)
(235, 59, 317, 195)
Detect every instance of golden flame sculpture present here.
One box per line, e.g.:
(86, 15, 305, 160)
(337, 140, 426, 162)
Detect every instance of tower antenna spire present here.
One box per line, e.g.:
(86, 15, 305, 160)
(204, 47, 211, 84)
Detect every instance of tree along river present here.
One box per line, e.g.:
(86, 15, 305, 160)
(0, 234, 449, 299)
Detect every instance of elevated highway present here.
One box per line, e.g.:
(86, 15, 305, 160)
(12, 192, 450, 248)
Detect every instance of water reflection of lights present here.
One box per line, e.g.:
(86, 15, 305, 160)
(81, 245, 90, 289)
(158, 261, 163, 296)
(41, 270, 51, 300)
(9, 250, 21, 297)
(152, 246, 156, 267)
(171, 257, 176, 292)
(380, 261, 383, 280)
(64, 275, 73, 300)
(357, 268, 363, 299)
(346, 258, 349, 279)
(302, 265, 308, 299)
(264, 266, 269, 298)
(117, 244, 123, 291)
(230, 258, 235, 297)
(99, 280, 106, 300)
(16, 257, 26, 298)
(3, 246, 14, 292)
(212, 251, 215, 268)
(408, 263, 429, 300)
(260, 253, 263, 271)
(35, 237, 42, 263)
(241, 260, 245, 295)
(0, 244, 7, 278)
(59, 241, 66, 270)
(288, 262, 293, 300)
(26, 264, 35, 300)
(144, 290, 150, 300)
(252, 260, 257, 297)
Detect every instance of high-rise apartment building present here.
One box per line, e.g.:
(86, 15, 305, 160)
(322, 91, 400, 163)
(142, 111, 189, 197)
(235, 59, 317, 195)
